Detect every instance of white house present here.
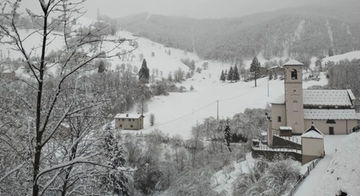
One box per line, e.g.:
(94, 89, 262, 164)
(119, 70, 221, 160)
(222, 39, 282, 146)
(114, 113, 144, 130)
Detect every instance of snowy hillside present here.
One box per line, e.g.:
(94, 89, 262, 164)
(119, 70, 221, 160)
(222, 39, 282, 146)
(312, 133, 360, 196)
(3, 17, 359, 140)
(323, 51, 360, 63)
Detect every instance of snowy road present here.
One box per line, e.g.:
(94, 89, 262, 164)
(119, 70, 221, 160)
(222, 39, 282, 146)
(294, 135, 347, 196)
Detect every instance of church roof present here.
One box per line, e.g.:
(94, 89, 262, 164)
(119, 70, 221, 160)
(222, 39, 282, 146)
(303, 90, 354, 106)
(303, 109, 358, 120)
(271, 89, 355, 106)
(301, 125, 324, 138)
(283, 59, 304, 66)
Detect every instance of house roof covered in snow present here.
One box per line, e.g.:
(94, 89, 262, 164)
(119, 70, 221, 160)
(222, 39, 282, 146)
(271, 89, 355, 106)
(283, 59, 304, 66)
(279, 126, 293, 130)
(302, 125, 324, 138)
(271, 95, 285, 104)
(114, 113, 143, 119)
(303, 109, 358, 120)
(303, 89, 354, 106)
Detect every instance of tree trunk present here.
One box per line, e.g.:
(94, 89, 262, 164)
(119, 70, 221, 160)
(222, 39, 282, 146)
(255, 73, 257, 87)
(33, 5, 49, 195)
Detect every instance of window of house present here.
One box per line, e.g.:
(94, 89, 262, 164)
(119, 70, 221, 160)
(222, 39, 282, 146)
(128, 119, 131, 121)
(130, 125, 133, 128)
(120, 124, 122, 127)
(326, 119, 336, 124)
(291, 69, 297, 80)
(122, 119, 124, 121)
(278, 116, 281, 122)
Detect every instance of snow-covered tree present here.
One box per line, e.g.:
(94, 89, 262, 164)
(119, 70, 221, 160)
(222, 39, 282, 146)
(100, 131, 132, 195)
(139, 58, 150, 83)
(149, 113, 156, 126)
(233, 65, 240, 81)
(0, 1, 135, 195)
(250, 56, 261, 87)
(220, 70, 226, 82)
(227, 66, 234, 82)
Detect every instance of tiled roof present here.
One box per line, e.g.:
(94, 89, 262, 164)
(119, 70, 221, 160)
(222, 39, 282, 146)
(303, 109, 358, 120)
(356, 113, 360, 120)
(283, 59, 304, 66)
(303, 90, 353, 106)
(114, 113, 143, 119)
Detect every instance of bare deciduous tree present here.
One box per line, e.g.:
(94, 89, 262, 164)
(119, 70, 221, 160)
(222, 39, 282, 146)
(0, 1, 136, 195)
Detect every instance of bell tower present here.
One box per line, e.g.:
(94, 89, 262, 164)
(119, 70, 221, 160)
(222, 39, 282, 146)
(283, 60, 304, 134)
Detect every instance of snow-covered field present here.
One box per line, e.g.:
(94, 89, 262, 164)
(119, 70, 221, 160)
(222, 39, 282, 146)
(2, 17, 360, 195)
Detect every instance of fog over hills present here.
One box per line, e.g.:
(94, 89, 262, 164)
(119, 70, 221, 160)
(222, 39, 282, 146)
(116, 2, 360, 62)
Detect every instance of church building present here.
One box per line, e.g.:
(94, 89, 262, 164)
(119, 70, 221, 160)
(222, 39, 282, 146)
(267, 60, 360, 147)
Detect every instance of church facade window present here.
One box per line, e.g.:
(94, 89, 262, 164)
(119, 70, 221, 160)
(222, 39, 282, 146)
(291, 69, 297, 80)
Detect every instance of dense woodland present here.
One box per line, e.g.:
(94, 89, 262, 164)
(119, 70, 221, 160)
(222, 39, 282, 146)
(117, 3, 360, 63)
(326, 59, 360, 99)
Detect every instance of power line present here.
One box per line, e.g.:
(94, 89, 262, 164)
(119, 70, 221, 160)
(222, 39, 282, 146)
(154, 101, 217, 128)
(218, 78, 267, 102)
(153, 78, 268, 128)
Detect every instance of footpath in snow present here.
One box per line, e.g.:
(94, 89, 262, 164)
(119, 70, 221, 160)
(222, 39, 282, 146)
(294, 135, 347, 196)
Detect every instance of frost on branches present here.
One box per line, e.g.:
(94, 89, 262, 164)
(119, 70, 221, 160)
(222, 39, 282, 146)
(0, 0, 136, 195)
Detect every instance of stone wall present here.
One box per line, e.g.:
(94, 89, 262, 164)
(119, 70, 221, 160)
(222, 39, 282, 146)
(273, 135, 302, 150)
(252, 149, 302, 162)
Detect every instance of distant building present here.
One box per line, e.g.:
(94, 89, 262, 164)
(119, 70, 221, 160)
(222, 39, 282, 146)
(114, 113, 144, 130)
(1, 71, 16, 80)
(268, 60, 360, 146)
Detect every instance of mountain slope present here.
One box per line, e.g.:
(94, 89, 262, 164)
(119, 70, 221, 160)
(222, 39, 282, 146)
(116, 2, 360, 62)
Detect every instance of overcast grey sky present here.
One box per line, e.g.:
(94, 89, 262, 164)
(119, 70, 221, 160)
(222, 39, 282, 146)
(82, 0, 335, 19)
(20, 0, 343, 19)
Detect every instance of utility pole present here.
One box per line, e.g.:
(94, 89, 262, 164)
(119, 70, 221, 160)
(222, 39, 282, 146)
(217, 100, 219, 120)
(267, 76, 269, 97)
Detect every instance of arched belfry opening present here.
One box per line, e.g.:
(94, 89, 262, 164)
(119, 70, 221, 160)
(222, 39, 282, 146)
(291, 69, 297, 80)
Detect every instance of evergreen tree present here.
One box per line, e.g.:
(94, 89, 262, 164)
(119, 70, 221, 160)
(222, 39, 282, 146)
(224, 124, 232, 152)
(250, 56, 261, 87)
(98, 60, 106, 73)
(139, 58, 150, 83)
(233, 65, 240, 81)
(227, 66, 234, 82)
(220, 70, 226, 82)
(102, 131, 131, 195)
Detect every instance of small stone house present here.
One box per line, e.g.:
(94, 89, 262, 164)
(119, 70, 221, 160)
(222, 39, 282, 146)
(114, 113, 144, 130)
(301, 125, 325, 164)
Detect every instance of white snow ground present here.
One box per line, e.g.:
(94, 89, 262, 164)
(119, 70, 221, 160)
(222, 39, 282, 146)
(2, 17, 360, 195)
(311, 133, 360, 196)
(294, 135, 347, 196)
